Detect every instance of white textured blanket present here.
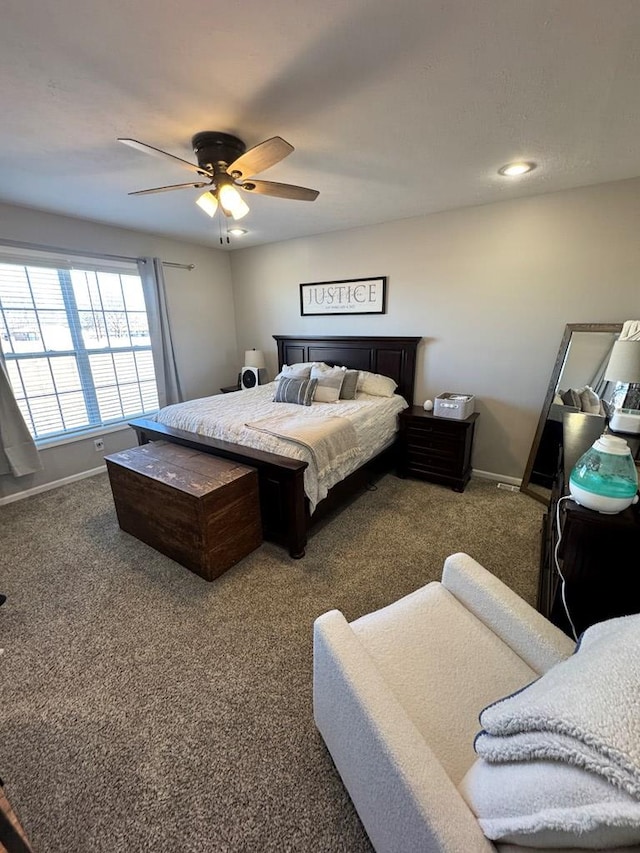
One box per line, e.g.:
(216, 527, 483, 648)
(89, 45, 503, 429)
(475, 614, 640, 799)
(245, 413, 361, 478)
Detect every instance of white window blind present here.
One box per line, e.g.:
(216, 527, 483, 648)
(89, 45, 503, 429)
(0, 254, 159, 442)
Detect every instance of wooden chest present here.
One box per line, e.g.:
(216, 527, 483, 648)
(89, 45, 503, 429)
(105, 441, 262, 581)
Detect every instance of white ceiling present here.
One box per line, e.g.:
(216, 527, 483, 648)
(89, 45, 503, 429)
(1, 0, 639, 250)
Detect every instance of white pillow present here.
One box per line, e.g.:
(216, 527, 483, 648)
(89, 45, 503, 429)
(274, 362, 322, 381)
(357, 370, 397, 397)
(580, 385, 601, 415)
(310, 363, 345, 403)
(459, 757, 640, 848)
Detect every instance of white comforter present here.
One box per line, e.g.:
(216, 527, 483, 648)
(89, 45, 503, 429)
(153, 382, 408, 511)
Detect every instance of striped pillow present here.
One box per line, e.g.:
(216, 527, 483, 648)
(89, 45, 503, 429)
(273, 377, 318, 406)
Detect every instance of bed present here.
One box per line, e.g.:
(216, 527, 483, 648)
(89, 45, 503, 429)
(128, 335, 420, 557)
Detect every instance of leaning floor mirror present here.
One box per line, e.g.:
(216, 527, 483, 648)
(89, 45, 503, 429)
(520, 322, 622, 505)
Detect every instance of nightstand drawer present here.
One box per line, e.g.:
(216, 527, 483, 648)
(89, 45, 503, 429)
(404, 418, 467, 440)
(407, 451, 458, 475)
(407, 443, 461, 467)
(405, 425, 464, 450)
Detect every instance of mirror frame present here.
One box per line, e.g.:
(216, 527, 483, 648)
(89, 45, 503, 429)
(520, 322, 623, 505)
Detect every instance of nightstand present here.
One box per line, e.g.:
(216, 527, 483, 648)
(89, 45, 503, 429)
(398, 407, 479, 492)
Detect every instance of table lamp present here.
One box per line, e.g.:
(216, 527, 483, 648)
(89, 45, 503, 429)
(244, 348, 266, 370)
(604, 339, 640, 434)
(241, 348, 268, 389)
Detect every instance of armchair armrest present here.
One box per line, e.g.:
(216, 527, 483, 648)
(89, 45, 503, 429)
(442, 553, 574, 674)
(313, 609, 495, 853)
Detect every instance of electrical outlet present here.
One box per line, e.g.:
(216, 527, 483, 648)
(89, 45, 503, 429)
(94, 438, 105, 452)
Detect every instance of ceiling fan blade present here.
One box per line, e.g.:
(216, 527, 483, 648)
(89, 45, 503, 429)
(128, 181, 211, 196)
(226, 137, 294, 179)
(118, 138, 213, 177)
(240, 179, 319, 201)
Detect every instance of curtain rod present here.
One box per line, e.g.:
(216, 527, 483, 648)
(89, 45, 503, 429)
(0, 238, 195, 270)
(162, 261, 195, 270)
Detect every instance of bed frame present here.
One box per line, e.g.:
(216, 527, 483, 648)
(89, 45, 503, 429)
(128, 335, 420, 558)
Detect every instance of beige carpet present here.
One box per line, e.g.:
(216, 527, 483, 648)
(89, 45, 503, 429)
(0, 472, 544, 852)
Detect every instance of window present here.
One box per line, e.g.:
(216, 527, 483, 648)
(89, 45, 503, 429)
(0, 252, 159, 442)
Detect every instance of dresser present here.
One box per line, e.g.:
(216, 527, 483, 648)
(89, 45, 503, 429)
(538, 412, 640, 636)
(397, 407, 479, 492)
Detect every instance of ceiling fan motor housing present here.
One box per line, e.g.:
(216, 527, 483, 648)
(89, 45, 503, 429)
(191, 132, 246, 173)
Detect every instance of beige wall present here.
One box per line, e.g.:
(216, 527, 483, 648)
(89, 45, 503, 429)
(230, 179, 640, 479)
(0, 203, 235, 500)
(2, 179, 639, 500)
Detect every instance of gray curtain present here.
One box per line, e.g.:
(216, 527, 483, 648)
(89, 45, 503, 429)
(0, 343, 42, 476)
(137, 258, 183, 408)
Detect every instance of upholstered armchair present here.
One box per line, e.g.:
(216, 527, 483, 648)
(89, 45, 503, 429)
(313, 553, 589, 853)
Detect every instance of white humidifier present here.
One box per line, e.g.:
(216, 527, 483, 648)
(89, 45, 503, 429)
(569, 434, 639, 514)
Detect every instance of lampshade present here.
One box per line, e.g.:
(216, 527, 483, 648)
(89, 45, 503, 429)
(196, 191, 218, 218)
(244, 349, 265, 369)
(603, 340, 640, 384)
(195, 185, 249, 221)
(218, 184, 249, 220)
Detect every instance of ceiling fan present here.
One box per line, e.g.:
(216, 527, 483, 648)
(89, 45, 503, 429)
(118, 131, 319, 221)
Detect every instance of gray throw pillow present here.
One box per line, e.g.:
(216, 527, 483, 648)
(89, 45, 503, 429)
(561, 388, 582, 409)
(340, 370, 359, 400)
(273, 377, 317, 406)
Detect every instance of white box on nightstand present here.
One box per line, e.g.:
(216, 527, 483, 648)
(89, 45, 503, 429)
(433, 393, 475, 420)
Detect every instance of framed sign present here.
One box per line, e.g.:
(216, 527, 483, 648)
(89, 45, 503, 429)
(300, 277, 387, 316)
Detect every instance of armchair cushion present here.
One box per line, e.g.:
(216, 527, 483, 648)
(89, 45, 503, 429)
(350, 582, 537, 784)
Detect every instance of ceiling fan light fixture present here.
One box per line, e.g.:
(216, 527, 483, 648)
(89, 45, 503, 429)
(121, 132, 318, 220)
(228, 228, 247, 236)
(195, 191, 218, 217)
(498, 161, 537, 177)
(218, 183, 249, 220)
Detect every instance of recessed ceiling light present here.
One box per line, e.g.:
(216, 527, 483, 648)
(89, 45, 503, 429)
(498, 161, 537, 177)
(228, 228, 247, 236)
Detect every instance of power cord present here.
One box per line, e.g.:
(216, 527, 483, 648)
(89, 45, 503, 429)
(554, 495, 579, 642)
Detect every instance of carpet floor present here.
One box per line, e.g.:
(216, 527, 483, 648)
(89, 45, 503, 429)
(0, 472, 544, 852)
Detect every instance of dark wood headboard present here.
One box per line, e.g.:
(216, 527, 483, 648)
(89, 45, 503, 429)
(273, 335, 421, 406)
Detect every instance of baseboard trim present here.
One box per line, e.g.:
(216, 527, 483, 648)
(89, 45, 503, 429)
(1, 465, 521, 505)
(472, 469, 522, 487)
(0, 465, 107, 506)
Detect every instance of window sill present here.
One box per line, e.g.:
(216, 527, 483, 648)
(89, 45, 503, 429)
(35, 420, 151, 451)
